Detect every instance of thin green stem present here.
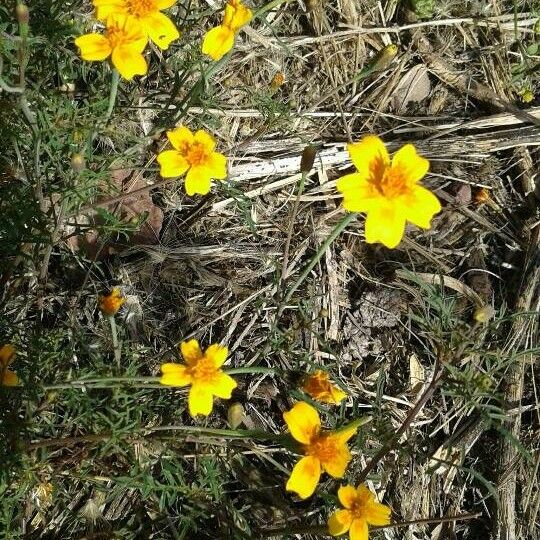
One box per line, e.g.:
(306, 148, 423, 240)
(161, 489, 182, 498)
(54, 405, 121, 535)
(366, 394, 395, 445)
(104, 69, 120, 124)
(225, 366, 279, 376)
(283, 212, 357, 304)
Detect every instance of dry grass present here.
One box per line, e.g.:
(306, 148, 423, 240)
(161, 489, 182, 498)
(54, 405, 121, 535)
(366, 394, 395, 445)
(0, 0, 539, 538)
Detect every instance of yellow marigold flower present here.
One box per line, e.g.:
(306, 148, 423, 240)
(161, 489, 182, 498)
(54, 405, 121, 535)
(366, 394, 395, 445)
(337, 135, 441, 249)
(157, 126, 228, 195)
(75, 14, 148, 80)
(0, 344, 19, 387)
(93, 0, 180, 50)
(328, 484, 391, 540)
(160, 339, 237, 417)
(99, 287, 125, 316)
(283, 401, 358, 499)
(302, 370, 347, 405)
(202, 0, 253, 61)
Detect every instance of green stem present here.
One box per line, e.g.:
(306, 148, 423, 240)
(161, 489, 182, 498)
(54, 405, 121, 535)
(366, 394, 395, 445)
(335, 416, 372, 435)
(104, 69, 120, 124)
(225, 366, 279, 376)
(283, 212, 357, 304)
(253, 0, 292, 19)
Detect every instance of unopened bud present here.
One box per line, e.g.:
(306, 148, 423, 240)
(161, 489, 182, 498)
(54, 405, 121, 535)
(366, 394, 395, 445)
(227, 402, 245, 429)
(16, 3, 29, 24)
(300, 145, 317, 174)
(71, 153, 85, 173)
(473, 305, 495, 324)
(270, 72, 285, 89)
(371, 44, 398, 72)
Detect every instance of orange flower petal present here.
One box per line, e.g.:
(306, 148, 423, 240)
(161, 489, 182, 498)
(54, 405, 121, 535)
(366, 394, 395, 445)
(364, 501, 391, 526)
(283, 401, 320, 444)
(286, 455, 321, 499)
(349, 518, 369, 540)
(0, 344, 15, 367)
(1, 370, 19, 387)
(338, 485, 358, 509)
(328, 509, 352, 536)
(320, 440, 351, 478)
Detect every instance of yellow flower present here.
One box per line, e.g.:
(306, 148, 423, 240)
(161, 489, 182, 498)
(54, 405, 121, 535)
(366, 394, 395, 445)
(157, 126, 228, 195)
(0, 344, 19, 387)
(328, 484, 391, 540)
(202, 0, 253, 61)
(75, 14, 148, 80)
(99, 287, 125, 316)
(302, 370, 347, 405)
(93, 0, 180, 50)
(337, 135, 441, 249)
(283, 401, 358, 499)
(160, 339, 237, 417)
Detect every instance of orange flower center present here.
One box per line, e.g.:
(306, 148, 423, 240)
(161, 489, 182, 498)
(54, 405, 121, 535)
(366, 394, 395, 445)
(185, 142, 211, 167)
(189, 357, 218, 383)
(305, 433, 340, 463)
(125, 0, 157, 17)
(106, 25, 132, 48)
(373, 164, 411, 199)
(350, 498, 369, 520)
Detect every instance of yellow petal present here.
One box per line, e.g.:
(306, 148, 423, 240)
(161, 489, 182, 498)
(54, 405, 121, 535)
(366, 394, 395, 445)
(1, 370, 19, 387)
(180, 339, 203, 365)
(188, 384, 214, 416)
(111, 46, 147, 80)
(145, 11, 180, 50)
(365, 501, 391, 526)
(347, 135, 389, 181)
(206, 152, 227, 180)
(337, 173, 379, 213)
(328, 509, 352, 536)
(229, 3, 252, 31)
(330, 385, 348, 404)
(391, 143, 429, 184)
(211, 372, 237, 399)
(157, 150, 189, 178)
(167, 126, 194, 151)
(75, 34, 112, 61)
(184, 166, 212, 196)
(193, 129, 216, 152)
(93, 0, 125, 19)
(283, 401, 320, 444)
(336, 424, 359, 444)
(402, 185, 441, 229)
(286, 455, 321, 499)
(321, 441, 351, 478)
(156, 0, 177, 8)
(338, 485, 358, 509)
(349, 518, 369, 540)
(364, 202, 405, 249)
(202, 25, 235, 61)
(160, 363, 191, 386)
(205, 344, 228, 367)
(0, 344, 15, 367)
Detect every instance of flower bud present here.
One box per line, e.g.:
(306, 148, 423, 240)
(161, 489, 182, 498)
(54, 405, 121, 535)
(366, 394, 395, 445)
(371, 44, 398, 72)
(300, 145, 317, 174)
(16, 3, 29, 24)
(473, 305, 495, 324)
(227, 402, 245, 429)
(71, 153, 85, 173)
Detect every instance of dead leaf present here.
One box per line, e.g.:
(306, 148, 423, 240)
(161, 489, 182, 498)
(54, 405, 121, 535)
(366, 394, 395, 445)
(409, 354, 425, 393)
(392, 65, 431, 112)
